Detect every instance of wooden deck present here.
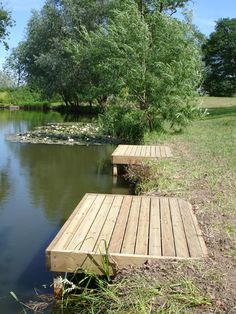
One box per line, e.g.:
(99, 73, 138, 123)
(46, 193, 207, 275)
(111, 145, 172, 175)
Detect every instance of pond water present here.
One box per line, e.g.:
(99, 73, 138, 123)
(0, 110, 130, 313)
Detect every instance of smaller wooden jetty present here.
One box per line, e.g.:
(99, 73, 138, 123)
(46, 193, 207, 279)
(111, 145, 172, 175)
(9, 105, 20, 110)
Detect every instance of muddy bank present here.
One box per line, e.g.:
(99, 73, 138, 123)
(7, 122, 121, 145)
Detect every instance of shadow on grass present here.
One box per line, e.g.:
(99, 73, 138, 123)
(205, 105, 236, 119)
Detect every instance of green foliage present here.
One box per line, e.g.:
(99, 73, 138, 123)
(8, 0, 115, 106)
(99, 94, 147, 143)
(0, 87, 50, 106)
(3, 42, 27, 87)
(0, 2, 14, 48)
(81, 2, 202, 141)
(8, 0, 193, 108)
(203, 18, 236, 96)
(0, 70, 15, 88)
(7, 0, 201, 141)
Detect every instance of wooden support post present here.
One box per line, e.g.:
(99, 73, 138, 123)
(113, 164, 118, 176)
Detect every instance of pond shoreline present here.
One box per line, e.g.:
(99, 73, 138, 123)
(7, 122, 121, 146)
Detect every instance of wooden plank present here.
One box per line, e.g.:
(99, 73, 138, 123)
(109, 195, 132, 253)
(95, 195, 123, 253)
(135, 196, 150, 255)
(119, 145, 129, 155)
(165, 146, 172, 157)
(160, 198, 176, 256)
(112, 145, 128, 156)
(187, 202, 208, 257)
(141, 145, 146, 157)
(46, 194, 93, 269)
(125, 145, 133, 156)
(80, 195, 115, 252)
(121, 196, 141, 254)
(112, 155, 155, 165)
(155, 146, 161, 158)
(46, 194, 88, 251)
(150, 146, 156, 158)
(134, 145, 142, 157)
(149, 197, 161, 256)
(145, 145, 151, 157)
(49, 250, 202, 274)
(169, 198, 189, 257)
(130, 145, 138, 157)
(47, 194, 207, 276)
(112, 145, 172, 164)
(178, 199, 203, 257)
(52, 194, 97, 251)
(66, 194, 106, 251)
(160, 146, 167, 157)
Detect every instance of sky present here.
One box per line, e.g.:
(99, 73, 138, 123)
(0, 0, 236, 69)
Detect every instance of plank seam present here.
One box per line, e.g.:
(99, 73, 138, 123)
(108, 196, 124, 248)
(159, 198, 163, 256)
(168, 198, 177, 257)
(177, 199, 191, 257)
(93, 196, 116, 253)
(147, 197, 152, 255)
(134, 197, 143, 254)
(82, 195, 110, 252)
(69, 195, 105, 251)
(119, 196, 133, 253)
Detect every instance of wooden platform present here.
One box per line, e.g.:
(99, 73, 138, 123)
(111, 145, 172, 175)
(46, 194, 207, 275)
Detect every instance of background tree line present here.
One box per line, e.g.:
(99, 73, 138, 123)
(1, 0, 236, 141)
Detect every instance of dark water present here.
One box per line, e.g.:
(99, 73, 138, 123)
(0, 110, 130, 313)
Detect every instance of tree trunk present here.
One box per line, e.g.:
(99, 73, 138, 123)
(138, 0, 144, 18)
(159, 2, 164, 12)
(61, 93, 69, 106)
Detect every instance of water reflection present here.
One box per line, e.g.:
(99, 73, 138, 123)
(11, 143, 117, 224)
(0, 167, 10, 205)
(0, 110, 64, 129)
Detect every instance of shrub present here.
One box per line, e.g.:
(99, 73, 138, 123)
(99, 96, 147, 143)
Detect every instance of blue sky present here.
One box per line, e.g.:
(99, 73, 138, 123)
(0, 0, 236, 69)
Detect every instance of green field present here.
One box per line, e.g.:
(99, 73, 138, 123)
(201, 96, 236, 108)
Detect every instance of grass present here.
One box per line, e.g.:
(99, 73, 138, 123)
(140, 100, 236, 311)
(60, 269, 211, 313)
(0, 88, 51, 107)
(201, 96, 236, 108)
(200, 96, 236, 118)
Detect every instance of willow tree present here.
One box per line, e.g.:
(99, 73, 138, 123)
(70, 2, 202, 141)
